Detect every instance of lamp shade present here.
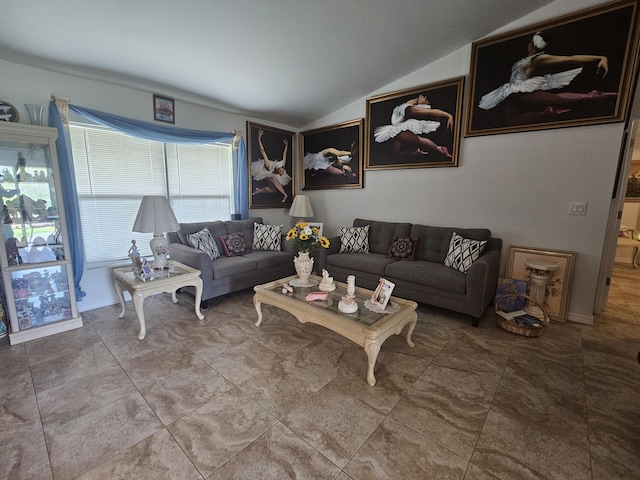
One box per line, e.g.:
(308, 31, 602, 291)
(132, 196, 180, 269)
(288, 195, 314, 218)
(132, 196, 180, 234)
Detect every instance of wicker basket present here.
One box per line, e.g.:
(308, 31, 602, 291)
(495, 293, 549, 337)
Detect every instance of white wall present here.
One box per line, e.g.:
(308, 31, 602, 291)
(0, 0, 631, 324)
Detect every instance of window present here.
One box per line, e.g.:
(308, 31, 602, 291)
(69, 123, 234, 265)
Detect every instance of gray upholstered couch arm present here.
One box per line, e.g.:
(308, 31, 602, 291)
(169, 243, 213, 281)
(465, 249, 501, 318)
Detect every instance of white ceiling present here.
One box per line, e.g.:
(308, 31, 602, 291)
(0, 0, 555, 128)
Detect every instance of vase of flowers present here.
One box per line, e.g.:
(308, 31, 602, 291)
(286, 222, 330, 283)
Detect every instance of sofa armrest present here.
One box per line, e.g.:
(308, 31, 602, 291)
(465, 249, 501, 318)
(169, 243, 213, 280)
(316, 236, 341, 271)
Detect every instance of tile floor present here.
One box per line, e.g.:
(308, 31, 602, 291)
(0, 266, 639, 479)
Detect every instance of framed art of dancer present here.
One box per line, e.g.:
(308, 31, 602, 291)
(365, 77, 464, 170)
(300, 119, 363, 190)
(465, 0, 640, 137)
(247, 122, 295, 209)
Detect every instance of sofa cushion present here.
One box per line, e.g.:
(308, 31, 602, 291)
(339, 225, 370, 253)
(219, 232, 249, 256)
(225, 218, 259, 248)
(387, 236, 420, 261)
(410, 225, 491, 263)
(211, 255, 257, 279)
(385, 259, 467, 294)
(186, 227, 220, 260)
(252, 223, 282, 251)
(444, 232, 487, 273)
(327, 252, 394, 276)
(246, 250, 293, 269)
(354, 219, 412, 255)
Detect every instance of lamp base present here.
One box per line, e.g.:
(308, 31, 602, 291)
(150, 233, 169, 269)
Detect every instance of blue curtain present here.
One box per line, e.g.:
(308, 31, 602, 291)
(49, 102, 250, 299)
(48, 102, 86, 301)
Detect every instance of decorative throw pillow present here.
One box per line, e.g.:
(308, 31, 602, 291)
(186, 227, 220, 260)
(252, 223, 282, 251)
(387, 236, 420, 261)
(219, 232, 248, 257)
(339, 225, 370, 253)
(444, 232, 487, 273)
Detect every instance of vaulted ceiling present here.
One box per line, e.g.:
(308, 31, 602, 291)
(0, 0, 556, 128)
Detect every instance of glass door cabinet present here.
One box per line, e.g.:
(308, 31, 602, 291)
(0, 122, 82, 345)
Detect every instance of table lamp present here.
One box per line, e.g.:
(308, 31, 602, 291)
(288, 194, 314, 223)
(132, 195, 180, 269)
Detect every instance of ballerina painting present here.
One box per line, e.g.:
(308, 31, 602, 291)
(247, 122, 295, 208)
(465, 1, 638, 136)
(366, 78, 464, 170)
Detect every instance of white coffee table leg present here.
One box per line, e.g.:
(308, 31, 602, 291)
(132, 292, 147, 340)
(193, 277, 204, 320)
(254, 296, 263, 326)
(364, 339, 381, 387)
(406, 316, 417, 348)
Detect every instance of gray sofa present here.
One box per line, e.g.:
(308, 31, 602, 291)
(167, 217, 296, 306)
(316, 218, 502, 326)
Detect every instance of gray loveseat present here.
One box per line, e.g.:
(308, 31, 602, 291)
(316, 218, 502, 326)
(167, 217, 296, 306)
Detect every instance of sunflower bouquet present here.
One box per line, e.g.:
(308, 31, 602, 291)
(286, 222, 330, 252)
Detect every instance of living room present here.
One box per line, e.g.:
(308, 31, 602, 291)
(0, 0, 637, 324)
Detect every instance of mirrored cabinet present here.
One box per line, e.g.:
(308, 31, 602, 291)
(0, 122, 82, 345)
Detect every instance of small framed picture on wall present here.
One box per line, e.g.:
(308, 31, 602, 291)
(153, 95, 175, 124)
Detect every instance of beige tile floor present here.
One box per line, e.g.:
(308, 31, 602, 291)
(1, 266, 639, 479)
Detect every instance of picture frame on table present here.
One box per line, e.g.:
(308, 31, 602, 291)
(465, 0, 640, 137)
(371, 278, 395, 310)
(505, 246, 576, 322)
(247, 122, 295, 209)
(306, 222, 323, 237)
(153, 95, 175, 124)
(365, 77, 464, 170)
(300, 119, 363, 190)
(625, 160, 640, 201)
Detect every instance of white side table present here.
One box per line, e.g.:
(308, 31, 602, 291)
(524, 260, 559, 318)
(112, 260, 204, 340)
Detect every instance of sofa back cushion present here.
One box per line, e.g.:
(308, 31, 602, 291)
(170, 217, 263, 257)
(410, 225, 491, 263)
(353, 218, 411, 255)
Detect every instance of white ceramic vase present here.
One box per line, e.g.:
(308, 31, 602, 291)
(294, 251, 314, 283)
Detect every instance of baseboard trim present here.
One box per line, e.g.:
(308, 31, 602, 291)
(567, 311, 593, 325)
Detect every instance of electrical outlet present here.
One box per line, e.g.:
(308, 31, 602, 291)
(569, 202, 588, 215)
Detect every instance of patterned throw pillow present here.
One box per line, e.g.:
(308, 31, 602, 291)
(444, 232, 487, 273)
(219, 232, 248, 256)
(387, 236, 420, 261)
(252, 223, 282, 251)
(338, 225, 370, 253)
(186, 227, 220, 260)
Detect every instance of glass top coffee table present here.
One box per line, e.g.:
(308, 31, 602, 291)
(253, 274, 417, 386)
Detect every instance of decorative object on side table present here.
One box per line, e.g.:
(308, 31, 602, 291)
(128, 239, 143, 276)
(286, 220, 330, 286)
(132, 195, 180, 269)
(338, 274, 358, 313)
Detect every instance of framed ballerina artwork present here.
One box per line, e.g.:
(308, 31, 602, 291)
(300, 119, 363, 190)
(247, 122, 296, 209)
(365, 77, 464, 170)
(464, 0, 640, 137)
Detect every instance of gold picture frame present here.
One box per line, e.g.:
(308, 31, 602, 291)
(465, 0, 640, 137)
(506, 246, 576, 322)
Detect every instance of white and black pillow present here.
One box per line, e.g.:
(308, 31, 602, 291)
(338, 225, 370, 253)
(444, 232, 487, 273)
(252, 223, 282, 251)
(186, 227, 220, 260)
